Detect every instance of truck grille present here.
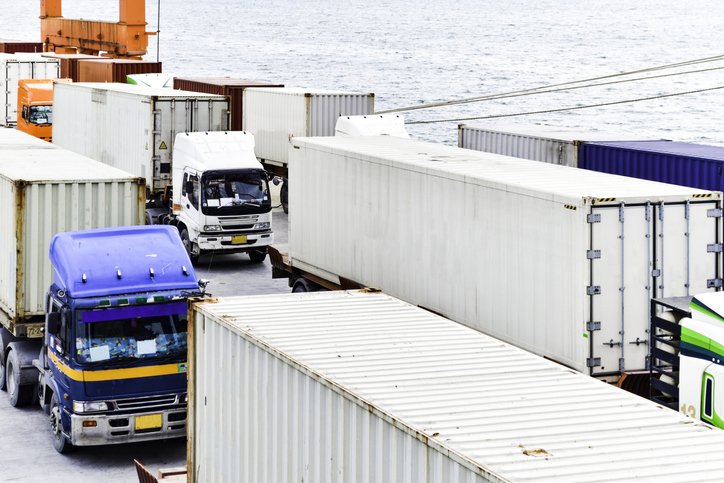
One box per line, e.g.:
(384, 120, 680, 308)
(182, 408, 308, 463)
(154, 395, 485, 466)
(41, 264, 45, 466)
(219, 215, 258, 226)
(114, 394, 183, 411)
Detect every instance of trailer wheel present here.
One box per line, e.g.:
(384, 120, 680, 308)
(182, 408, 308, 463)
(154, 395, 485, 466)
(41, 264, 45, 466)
(7, 350, 33, 407)
(50, 392, 74, 454)
(180, 228, 199, 264)
(280, 182, 289, 214)
(0, 352, 6, 391)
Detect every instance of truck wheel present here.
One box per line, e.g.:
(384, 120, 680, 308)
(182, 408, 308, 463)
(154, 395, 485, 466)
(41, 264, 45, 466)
(280, 182, 289, 214)
(248, 249, 267, 263)
(180, 228, 199, 264)
(7, 350, 33, 407)
(292, 280, 308, 293)
(0, 353, 6, 391)
(50, 392, 74, 454)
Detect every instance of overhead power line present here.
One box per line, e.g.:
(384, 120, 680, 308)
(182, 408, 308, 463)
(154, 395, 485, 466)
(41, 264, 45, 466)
(377, 54, 724, 115)
(405, 85, 724, 125)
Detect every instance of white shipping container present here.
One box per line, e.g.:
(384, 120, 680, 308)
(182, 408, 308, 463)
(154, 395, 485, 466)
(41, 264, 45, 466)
(53, 83, 230, 194)
(0, 129, 144, 335)
(242, 87, 374, 169)
(190, 290, 724, 483)
(458, 123, 661, 167)
(0, 53, 60, 126)
(289, 136, 723, 376)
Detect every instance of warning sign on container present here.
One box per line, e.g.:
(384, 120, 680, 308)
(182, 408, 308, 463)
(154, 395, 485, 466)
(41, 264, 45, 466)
(159, 141, 168, 150)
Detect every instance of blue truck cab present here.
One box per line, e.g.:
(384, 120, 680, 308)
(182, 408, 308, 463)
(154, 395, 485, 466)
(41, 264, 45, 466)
(34, 225, 203, 453)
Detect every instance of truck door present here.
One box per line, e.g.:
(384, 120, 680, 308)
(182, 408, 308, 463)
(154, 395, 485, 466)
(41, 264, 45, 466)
(181, 171, 201, 234)
(589, 201, 720, 376)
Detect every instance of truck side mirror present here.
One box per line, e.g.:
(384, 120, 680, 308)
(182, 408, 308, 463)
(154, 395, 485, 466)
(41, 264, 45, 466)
(185, 181, 194, 194)
(272, 177, 280, 186)
(46, 312, 60, 335)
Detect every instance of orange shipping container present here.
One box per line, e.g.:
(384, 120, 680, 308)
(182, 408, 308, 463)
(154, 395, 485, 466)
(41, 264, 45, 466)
(41, 53, 100, 81)
(77, 59, 162, 83)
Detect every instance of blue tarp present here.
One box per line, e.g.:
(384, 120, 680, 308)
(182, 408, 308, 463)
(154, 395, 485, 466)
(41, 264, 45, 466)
(50, 226, 199, 298)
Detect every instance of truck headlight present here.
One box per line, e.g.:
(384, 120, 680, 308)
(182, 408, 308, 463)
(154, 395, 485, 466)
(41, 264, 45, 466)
(253, 222, 270, 230)
(73, 401, 109, 413)
(204, 225, 222, 232)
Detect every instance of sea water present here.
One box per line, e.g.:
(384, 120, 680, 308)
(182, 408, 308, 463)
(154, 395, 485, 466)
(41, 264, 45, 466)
(3, 0, 723, 145)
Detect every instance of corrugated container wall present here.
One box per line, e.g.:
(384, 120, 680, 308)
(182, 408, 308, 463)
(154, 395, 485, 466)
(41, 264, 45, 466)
(190, 291, 724, 483)
(0, 54, 60, 125)
(53, 83, 229, 195)
(173, 78, 284, 131)
(41, 53, 103, 80)
(582, 141, 724, 193)
(458, 123, 661, 167)
(289, 136, 723, 376)
(0, 129, 144, 331)
(0, 41, 44, 53)
(77, 59, 162, 83)
(242, 88, 374, 168)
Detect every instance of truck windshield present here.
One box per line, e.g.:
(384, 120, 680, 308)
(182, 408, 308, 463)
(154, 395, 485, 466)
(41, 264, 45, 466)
(75, 303, 187, 364)
(29, 105, 52, 125)
(201, 170, 271, 215)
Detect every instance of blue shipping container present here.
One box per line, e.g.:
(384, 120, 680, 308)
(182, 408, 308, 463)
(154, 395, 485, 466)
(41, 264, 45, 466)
(581, 141, 724, 192)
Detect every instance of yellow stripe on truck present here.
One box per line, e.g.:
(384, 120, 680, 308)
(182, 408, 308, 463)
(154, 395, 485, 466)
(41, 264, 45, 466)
(49, 350, 185, 382)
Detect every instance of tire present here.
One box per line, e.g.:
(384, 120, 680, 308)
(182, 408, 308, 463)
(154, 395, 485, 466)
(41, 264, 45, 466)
(50, 392, 74, 454)
(292, 280, 308, 293)
(7, 350, 33, 407)
(248, 249, 267, 263)
(0, 352, 6, 391)
(180, 228, 199, 264)
(280, 182, 289, 214)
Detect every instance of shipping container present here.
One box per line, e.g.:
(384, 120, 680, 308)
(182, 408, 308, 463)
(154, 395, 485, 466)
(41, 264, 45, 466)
(189, 290, 724, 483)
(582, 141, 724, 193)
(173, 78, 284, 131)
(53, 82, 230, 195)
(0, 53, 59, 126)
(0, 40, 44, 54)
(242, 87, 374, 172)
(0, 129, 144, 335)
(286, 136, 723, 378)
(76, 58, 162, 83)
(458, 123, 662, 167)
(40, 53, 99, 81)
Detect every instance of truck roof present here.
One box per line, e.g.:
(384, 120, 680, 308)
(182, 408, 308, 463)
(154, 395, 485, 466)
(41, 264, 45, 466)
(173, 131, 262, 171)
(50, 225, 198, 298)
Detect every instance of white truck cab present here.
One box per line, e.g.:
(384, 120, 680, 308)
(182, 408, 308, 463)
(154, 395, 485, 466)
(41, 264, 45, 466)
(171, 131, 273, 263)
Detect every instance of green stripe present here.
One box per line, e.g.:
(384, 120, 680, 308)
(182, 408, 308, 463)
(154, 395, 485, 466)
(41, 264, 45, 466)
(691, 298, 724, 324)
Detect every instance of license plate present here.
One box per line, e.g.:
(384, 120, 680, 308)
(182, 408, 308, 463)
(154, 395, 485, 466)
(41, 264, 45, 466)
(135, 413, 163, 430)
(26, 326, 44, 338)
(231, 235, 247, 245)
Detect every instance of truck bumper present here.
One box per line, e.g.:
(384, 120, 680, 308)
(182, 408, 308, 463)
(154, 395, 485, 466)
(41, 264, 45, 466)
(69, 407, 187, 446)
(197, 230, 273, 252)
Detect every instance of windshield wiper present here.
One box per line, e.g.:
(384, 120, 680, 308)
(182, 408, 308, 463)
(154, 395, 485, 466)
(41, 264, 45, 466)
(220, 199, 260, 208)
(119, 353, 186, 368)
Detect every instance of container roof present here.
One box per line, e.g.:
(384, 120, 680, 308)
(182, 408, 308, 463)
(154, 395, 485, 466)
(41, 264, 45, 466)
(51, 225, 198, 298)
(245, 86, 373, 96)
(0, 130, 141, 182)
(194, 290, 724, 482)
(292, 136, 718, 204)
(461, 123, 666, 142)
(586, 140, 724, 161)
(174, 77, 284, 88)
(62, 82, 227, 99)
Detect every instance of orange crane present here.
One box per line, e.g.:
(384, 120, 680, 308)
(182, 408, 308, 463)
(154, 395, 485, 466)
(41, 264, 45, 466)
(40, 0, 156, 59)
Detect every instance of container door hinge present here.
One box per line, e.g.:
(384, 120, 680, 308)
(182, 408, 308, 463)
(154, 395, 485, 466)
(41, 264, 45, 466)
(587, 214, 601, 224)
(587, 286, 601, 295)
(587, 358, 601, 368)
(652, 269, 661, 277)
(587, 321, 601, 331)
(587, 250, 601, 259)
(707, 244, 723, 253)
(708, 209, 722, 218)
(708, 279, 723, 288)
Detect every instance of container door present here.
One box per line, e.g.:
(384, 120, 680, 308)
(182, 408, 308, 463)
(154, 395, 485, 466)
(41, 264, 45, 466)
(654, 201, 720, 299)
(589, 203, 653, 375)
